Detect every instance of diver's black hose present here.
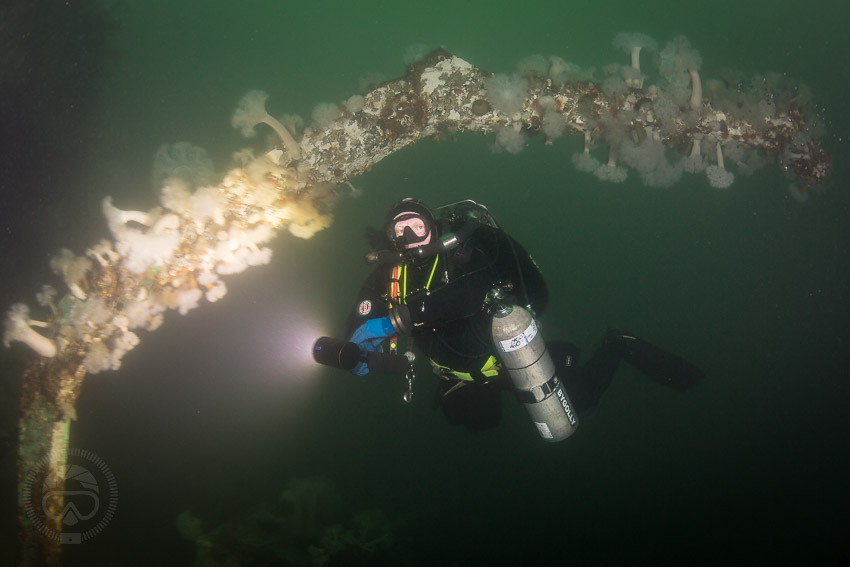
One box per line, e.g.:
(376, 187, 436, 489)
(366, 351, 411, 374)
(504, 234, 532, 309)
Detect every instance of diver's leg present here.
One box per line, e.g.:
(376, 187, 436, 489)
(548, 341, 619, 417)
(549, 330, 704, 417)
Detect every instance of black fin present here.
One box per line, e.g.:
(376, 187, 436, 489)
(605, 330, 704, 390)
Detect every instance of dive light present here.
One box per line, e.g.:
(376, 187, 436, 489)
(312, 336, 411, 374)
(312, 336, 362, 370)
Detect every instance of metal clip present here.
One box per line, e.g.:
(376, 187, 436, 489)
(402, 350, 416, 403)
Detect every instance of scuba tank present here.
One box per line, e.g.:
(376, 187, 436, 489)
(490, 287, 578, 442)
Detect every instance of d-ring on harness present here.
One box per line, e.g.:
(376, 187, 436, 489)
(402, 350, 416, 403)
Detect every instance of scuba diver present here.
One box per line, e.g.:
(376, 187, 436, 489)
(324, 198, 704, 440)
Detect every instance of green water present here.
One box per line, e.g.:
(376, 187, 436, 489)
(2, 0, 848, 564)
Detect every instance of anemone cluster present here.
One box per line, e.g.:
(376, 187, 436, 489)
(481, 34, 826, 195)
(4, 143, 333, 380)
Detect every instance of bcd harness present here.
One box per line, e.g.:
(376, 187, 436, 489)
(388, 255, 500, 383)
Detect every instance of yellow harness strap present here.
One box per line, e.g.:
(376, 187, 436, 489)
(430, 355, 501, 382)
(389, 256, 439, 305)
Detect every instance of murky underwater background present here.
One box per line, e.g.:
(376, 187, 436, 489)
(1, 0, 849, 564)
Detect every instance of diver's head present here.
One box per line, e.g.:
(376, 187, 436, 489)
(385, 198, 436, 254)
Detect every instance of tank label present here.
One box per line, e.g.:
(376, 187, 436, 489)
(535, 421, 554, 439)
(499, 319, 538, 352)
(557, 387, 578, 427)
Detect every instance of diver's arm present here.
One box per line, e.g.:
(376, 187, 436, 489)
(345, 266, 391, 338)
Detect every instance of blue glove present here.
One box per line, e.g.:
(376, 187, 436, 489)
(351, 361, 370, 376)
(350, 316, 394, 348)
(349, 317, 395, 375)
